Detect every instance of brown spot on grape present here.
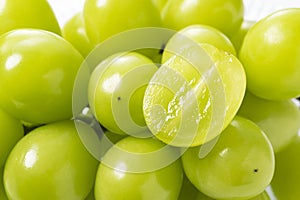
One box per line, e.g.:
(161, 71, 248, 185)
(117, 97, 121, 101)
(253, 169, 259, 173)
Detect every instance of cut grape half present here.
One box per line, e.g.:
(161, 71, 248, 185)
(144, 36, 246, 147)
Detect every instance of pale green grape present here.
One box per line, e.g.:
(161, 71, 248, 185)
(0, 29, 84, 125)
(94, 137, 183, 200)
(4, 120, 99, 200)
(181, 116, 275, 199)
(84, 0, 162, 45)
(88, 52, 158, 135)
(161, 0, 244, 37)
(144, 43, 246, 147)
(239, 8, 300, 100)
(0, 0, 61, 36)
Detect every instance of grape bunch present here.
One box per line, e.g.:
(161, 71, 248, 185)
(1, 0, 300, 200)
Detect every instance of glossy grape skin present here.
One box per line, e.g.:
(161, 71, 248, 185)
(271, 134, 300, 199)
(0, 29, 84, 125)
(0, 109, 24, 167)
(88, 52, 158, 135)
(239, 8, 300, 100)
(144, 44, 246, 147)
(238, 92, 300, 153)
(94, 136, 183, 200)
(0, 0, 61, 36)
(83, 0, 162, 45)
(181, 116, 275, 199)
(4, 120, 99, 200)
(163, 24, 237, 58)
(62, 12, 94, 57)
(161, 0, 244, 37)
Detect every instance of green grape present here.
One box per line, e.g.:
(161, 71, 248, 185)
(163, 24, 237, 58)
(0, 109, 24, 167)
(94, 136, 183, 200)
(88, 52, 158, 135)
(4, 120, 99, 200)
(181, 116, 275, 199)
(239, 8, 300, 100)
(271, 134, 300, 199)
(0, 0, 61, 36)
(144, 43, 246, 147)
(238, 92, 300, 153)
(0, 29, 84, 125)
(62, 12, 95, 57)
(83, 0, 162, 45)
(230, 20, 255, 54)
(161, 0, 244, 37)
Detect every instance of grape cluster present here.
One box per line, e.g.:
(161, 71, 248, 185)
(1, 0, 300, 200)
